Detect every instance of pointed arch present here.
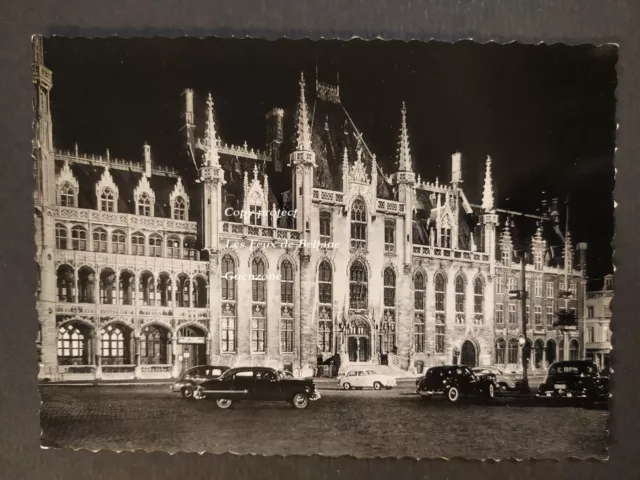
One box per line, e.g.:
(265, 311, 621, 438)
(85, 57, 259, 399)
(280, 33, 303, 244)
(251, 255, 267, 353)
(318, 258, 333, 354)
(349, 258, 368, 310)
(95, 168, 119, 212)
(277, 252, 298, 272)
(57, 161, 79, 207)
(170, 177, 190, 221)
(220, 253, 237, 353)
(454, 272, 466, 324)
(134, 176, 155, 217)
(350, 196, 368, 250)
(473, 273, 485, 325)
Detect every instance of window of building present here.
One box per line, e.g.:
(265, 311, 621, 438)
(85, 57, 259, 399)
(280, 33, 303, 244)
(587, 306, 594, 318)
(166, 236, 180, 258)
(100, 187, 115, 212)
(71, 225, 87, 251)
(173, 196, 186, 220)
(183, 237, 197, 260)
(318, 261, 333, 354)
(251, 257, 267, 353)
(604, 276, 613, 290)
(473, 277, 484, 325)
(546, 305, 554, 325)
(60, 182, 75, 207)
(414, 272, 426, 353)
(534, 279, 542, 297)
(546, 280, 554, 298)
(140, 326, 167, 364)
(319, 211, 331, 245)
(280, 260, 294, 353)
(111, 230, 126, 254)
(534, 252, 542, 270)
(534, 305, 542, 326)
(93, 228, 107, 253)
(99, 270, 116, 304)
(525, 304, 530, 324)
(440, 228, 452, 249)
(508, 276, 516, 293)
(569, 280, 577, 296)
(501, 246, 511, 266)
(587, 326, 595, 343)
(55, 224, 68, 249)
(221, 255, 236, 353)
(569, 339, 579, 361)
(349, 260, 368, 310)
(384, 220, 396, 253)
(496, 276, 504, 294)
(57, 325, 84, 359)
(138, 192, 152, 216)
(508, 303, 516, 324)
(495, 304, 504, 325)
(131, 232, 145, 256)
(350, 199, 367, 251)
(455, 275, 465, 324)
(495, 338, 506, 365)
(149, 234, 162, 257)
(249, 191, 262, 226)
(381, 268, 396, 354)
(101, 325, 125, 360)
(435, 273, 446, 354)
(507, 338, 518, 364)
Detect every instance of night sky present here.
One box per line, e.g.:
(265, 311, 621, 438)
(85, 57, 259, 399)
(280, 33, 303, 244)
(42, 38, 617, 283)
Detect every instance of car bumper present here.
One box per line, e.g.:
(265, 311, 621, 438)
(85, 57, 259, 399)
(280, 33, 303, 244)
(310, 391, 322, 401)
(536, 391, 590, 399)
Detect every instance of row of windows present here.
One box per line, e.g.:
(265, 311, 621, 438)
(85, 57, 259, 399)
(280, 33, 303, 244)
(55, 224, 198, 259)
(494, 337, 580, 365)
(59, 182, 188, 220)
(494, 303, 576, 326)
(495, 276, 577, 297)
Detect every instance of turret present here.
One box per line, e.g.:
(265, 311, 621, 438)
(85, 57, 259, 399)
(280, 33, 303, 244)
(395, 102, 416, 268)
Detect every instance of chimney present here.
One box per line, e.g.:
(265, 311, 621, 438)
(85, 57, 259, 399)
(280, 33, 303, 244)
(265, 108, 284, 172)
(143, 143, 152, 178)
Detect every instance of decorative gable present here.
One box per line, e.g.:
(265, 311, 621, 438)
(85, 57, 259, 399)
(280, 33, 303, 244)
(243, 163, 270, 226)
(56, 161, 79, 207)
(134, 175, 155, 217)
(95, 168, 119, 212)
(169, 177, 190, 221)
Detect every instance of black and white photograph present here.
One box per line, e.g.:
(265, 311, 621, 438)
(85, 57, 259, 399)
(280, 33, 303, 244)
(34, 36, 616, 459)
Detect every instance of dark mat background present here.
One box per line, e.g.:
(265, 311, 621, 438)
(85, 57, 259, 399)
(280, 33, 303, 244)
(0, 0, 637, 479)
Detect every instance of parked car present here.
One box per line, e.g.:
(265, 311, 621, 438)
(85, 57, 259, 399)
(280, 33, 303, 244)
(193, 367, 321, 409)
(416, 365, 497, 403)
(278, 370, 295, 380)
(337, 368, 396, 390)
(472, 366, 516, 391)
(171, 365, 230, 399)
(536, 360, 609, 404)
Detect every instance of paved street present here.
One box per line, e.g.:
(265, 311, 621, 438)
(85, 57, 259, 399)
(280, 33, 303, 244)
(40, 384, 608, 459)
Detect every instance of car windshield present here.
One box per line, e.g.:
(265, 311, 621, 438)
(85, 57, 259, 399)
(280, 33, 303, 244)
(549, 363, 595, 376)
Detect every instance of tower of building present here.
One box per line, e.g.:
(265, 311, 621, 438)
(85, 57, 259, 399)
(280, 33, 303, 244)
(480, 156, 499, 276)
(395, 102, 416, 270)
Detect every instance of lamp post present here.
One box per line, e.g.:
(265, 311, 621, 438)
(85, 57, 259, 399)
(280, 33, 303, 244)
(509, 249, 530, 394)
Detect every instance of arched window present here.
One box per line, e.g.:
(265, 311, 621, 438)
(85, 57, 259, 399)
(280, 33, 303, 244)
(350, 199, 367, 250)
(100, 187, 115, 212)
(149, 234, 162, 257)
(319, 211, 332, 244)
(183, 237, 197, 260)
(280, 260, 294, 353)
(93, 228, 108, 253)
(112, 230, 126, 254)
(139, 272, 155, 306)
(57, 324, 85, 362)
(132, 232, 145, 256)
(249, 191, 263, 226)
(455, 274, 466, 324)
(71, 225, 87, 251)
(173, 196, 186, 220)
(193, 276, 207, 308)
(60, 182, 75, 207)
(140, 326, 168, 364)
(473, 277, 484, 325)
(119, 271, 134, 305)
(138, 192, 152, 216)
(157, 274, 172, 307)
(495, 338, 506, 365)
(100, 325, 125, 362)
(569, 339, 579, 361)
(175, 274, 189, 308)
(349, 260, 368, 309)
(99, 269, 116, 304)
(318, 261, 333, 353)
(55, 224, 68, 249)
(56, 265, 74, 302)
(251, 257, 267, 352)
(167, 236, 180, 258)
(381, 267, 396, 354)
(78, 267, 95, 303)
(507, 338, 519, 364)
(221, 255, 236, 353)
(559, 338, 565, 361)
(435, 273, 446, 354)
(413, 272, 426, 353)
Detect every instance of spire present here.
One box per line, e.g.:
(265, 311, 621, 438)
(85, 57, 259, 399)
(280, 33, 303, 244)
(398, 102, 411, 172)
(481, 155, 495, 212)
(204, 93, 219, 166)
(295, 72, 312, 152)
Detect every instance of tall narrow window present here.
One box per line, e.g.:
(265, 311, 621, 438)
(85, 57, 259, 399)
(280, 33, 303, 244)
(546, 305, 554, 325)
(57, 325, 84, 361)
(71, 226, 87, 251)
(534, 252, 542, 270)
(501, 246, 511, 266)
(60, 182, 75, 207)
(384, 220, 396, 253)
(249, 191, 262, 226)
(473, 277, 484, 325)
(508, 338, 519, 364)
(455, 275, 465, 324)
(318, 261, 333, 353)
(166, 236, 180, 258)
(183, 237, 197, 260)
(138, 192, 151, 216)
(508, 303, 516, 324)
(381, 268, 396, 354)
(101, 325, 125, 363)
(280, 260, 294, 353)
(495, 338, 506, 365)
(55, 224, 68, 249)
(535, 278, 542, 297)
(149, 234, 162, 257)
(413, 272, 426, 353)
(508, 276, 516, 293)
(93, 228, 107, 253)
(100, 187, 115, 212)
(534, 305, 542, 325)
(350, 199, 367, 250)
(319, 211, 331, 245)
(111, 230, 126, 254)
(546, 280, 554, 298)
(349, 260, 368, 310)
(496, 276, 504, 294)
(251, 258, 267, 353)
(495, 304, 504, 325)
(440, 228, 452, 249)
(132, 232, 145, 256)
(173, 196, 186, 220)
(221, 255, 236, 353)
(435, 273, 446, 354)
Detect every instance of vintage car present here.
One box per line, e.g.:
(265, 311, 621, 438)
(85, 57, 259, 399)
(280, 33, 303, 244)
(193, 366, 321, 409)
(337, 368, 396, 390)
(416, 365, 497, 403)
(171, 365, 230, 399)
(536, 360, 609, 404)
(472, 366, 516, 391)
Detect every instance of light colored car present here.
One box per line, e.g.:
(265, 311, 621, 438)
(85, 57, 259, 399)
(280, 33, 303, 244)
(337, 369, 397, 390)
(472, 367, 516, 391)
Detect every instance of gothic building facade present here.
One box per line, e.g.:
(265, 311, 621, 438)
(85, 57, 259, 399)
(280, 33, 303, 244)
(33, 38, 586, 381)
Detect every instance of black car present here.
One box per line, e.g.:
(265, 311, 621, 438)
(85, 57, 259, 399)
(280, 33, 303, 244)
(536, 360, 609, 404)
(416, 365, 497, 403)
(194, 367, 321, 409)
(171, 365, 231, 399)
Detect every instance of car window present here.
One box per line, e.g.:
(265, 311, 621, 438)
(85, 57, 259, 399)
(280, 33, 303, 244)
(185, 367, 199, 377)
(255, 370, 277, 382)
(234, 371, 254, 380)
(358, 371, 366, 376)
(347, 371, 357, 377)
(367, 370, 377, 375)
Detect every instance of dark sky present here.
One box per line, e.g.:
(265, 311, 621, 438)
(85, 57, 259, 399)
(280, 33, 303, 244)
(42, 38, 617, 282)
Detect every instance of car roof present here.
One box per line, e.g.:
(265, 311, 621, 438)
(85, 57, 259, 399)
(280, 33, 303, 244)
(549, 360, 595, 367)
(225, 367, 277, 374)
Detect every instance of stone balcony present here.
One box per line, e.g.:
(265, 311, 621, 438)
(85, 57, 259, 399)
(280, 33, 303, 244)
(412, 245, 490, 264)
(55, 302, 210, 321)
(221, 222, 301, 241)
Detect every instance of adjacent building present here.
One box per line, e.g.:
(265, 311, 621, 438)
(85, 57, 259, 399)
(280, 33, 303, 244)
(584, 274, 613, 369)
(33, 37, 587, 381)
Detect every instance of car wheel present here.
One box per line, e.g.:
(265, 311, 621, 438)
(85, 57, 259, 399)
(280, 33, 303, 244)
(373, 382, 383, 391)
(216, 398, 233, 409)
(498, 382, 509, 391)
(446, 386, 460, 403)
(343, 382, 351, 390)
(486, 383, 495, 400)
(181, 386, 195, 400)
(292, 393, 309, 409)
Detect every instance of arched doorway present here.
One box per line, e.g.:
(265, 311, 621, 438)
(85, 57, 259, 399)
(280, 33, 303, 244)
(534, 339, 545, 369)
(346, 317, 370, 363)
(546, 339, 557, 367)
(460, 340, 477, 367)
(178, 325, 207, 371)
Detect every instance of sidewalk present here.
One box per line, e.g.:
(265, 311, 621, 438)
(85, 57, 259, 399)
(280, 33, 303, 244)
(39, 378, 175, 387)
